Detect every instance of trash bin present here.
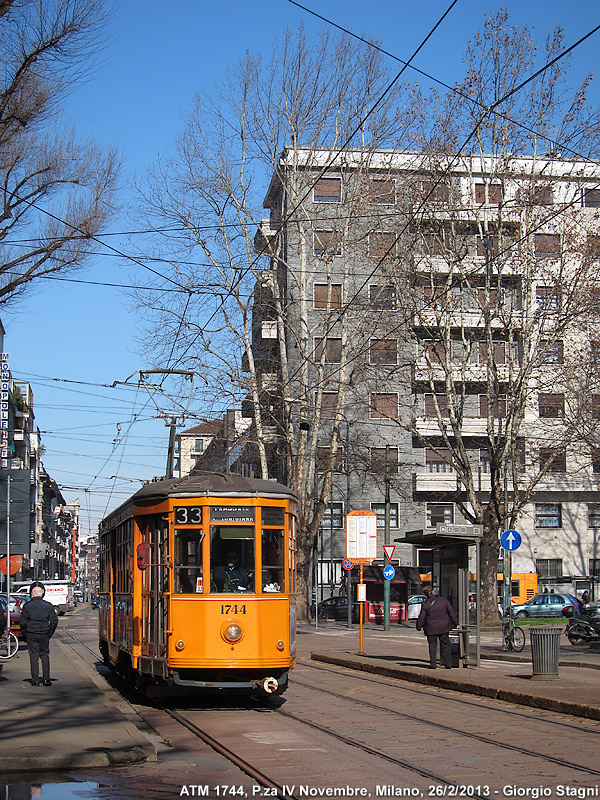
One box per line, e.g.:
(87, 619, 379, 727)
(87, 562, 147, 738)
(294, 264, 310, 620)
(449, 629, 470, 668)
(530, 626, 562, 680)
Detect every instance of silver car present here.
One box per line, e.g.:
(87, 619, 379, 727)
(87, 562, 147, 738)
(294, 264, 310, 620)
(511, 593, 578, 618)
(408, 594, 427, 620)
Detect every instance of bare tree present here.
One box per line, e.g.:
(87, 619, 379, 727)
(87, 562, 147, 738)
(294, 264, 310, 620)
(135, 27, 412, 618)
(0, 0, 119, 304)
(393, 11, 600, 624)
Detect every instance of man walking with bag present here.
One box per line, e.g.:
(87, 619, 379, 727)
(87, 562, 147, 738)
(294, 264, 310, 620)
(20, 583, 58, 686)
(416, 587, 458, 669)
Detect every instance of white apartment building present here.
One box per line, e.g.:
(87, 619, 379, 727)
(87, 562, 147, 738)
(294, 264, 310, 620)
(252, 147, 600, 597)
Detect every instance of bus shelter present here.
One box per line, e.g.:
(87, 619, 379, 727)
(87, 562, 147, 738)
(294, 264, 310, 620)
(401, 524, 482, 668)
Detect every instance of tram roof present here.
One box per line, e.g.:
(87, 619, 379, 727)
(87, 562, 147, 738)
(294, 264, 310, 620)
(131, 471, 297, 502)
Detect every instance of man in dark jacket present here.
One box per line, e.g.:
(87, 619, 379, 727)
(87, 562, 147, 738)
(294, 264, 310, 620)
(19, 584, 58, 686)
(416, 587, 458, 669)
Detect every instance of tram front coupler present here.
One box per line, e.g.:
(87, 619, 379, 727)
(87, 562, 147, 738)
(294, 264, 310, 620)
(254, 676, 279, 694)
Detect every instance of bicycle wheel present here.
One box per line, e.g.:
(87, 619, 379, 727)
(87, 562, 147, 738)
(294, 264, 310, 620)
(0, 631, 19, 659)
(510, 626, 525, 652)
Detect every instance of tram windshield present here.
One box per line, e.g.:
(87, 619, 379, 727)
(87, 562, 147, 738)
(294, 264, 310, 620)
(210, 526, 255, 593)
(174, 528, 204, 593)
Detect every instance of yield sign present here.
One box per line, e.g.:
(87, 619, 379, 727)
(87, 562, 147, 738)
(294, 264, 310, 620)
(383, 545, 396, 561)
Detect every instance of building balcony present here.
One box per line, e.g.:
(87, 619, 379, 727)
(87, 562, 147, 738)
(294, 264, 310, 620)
(254, 219, 280, 256)
(412, 309, 521, 330)
(413, 362, 510, 383)
(414, 416, 490, 436)
(414, 469, 493, 493)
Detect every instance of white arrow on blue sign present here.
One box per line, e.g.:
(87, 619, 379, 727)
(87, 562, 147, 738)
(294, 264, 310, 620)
(383, 565, 395, 580)
(500, 529, 522, 551)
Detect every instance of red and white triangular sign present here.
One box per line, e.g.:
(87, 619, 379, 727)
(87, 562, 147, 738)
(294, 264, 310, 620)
(383, 545, 396, 561)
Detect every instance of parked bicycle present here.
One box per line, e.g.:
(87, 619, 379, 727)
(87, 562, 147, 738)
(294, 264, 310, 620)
(0, 627, 19, 659)
(502, 620, 525, 652)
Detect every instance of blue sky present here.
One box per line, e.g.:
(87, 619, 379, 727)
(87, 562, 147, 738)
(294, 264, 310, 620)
(4, 0, 600, 537)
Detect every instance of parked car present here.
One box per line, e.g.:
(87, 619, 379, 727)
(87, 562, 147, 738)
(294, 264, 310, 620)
(0, 593, 30, 637)
(317, 596, 357, 621)
(511, 592, 579, 619)
(407, 594, 427, 620)
(582, 601, 600, 617)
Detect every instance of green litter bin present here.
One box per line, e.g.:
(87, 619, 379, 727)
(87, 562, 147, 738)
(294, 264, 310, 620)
(529, 626, 562, 680)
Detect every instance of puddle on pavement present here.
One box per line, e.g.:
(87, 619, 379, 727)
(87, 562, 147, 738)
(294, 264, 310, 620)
(1, 781, 101, 799)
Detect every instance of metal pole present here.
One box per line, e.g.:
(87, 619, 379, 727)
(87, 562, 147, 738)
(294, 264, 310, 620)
(165, 417, 177, 479)
(383, 445, 391, 631)
(330, 482, 334, 600)
(359, 562, 364, 654)
(346, 420, 352, 630)
(5, 475, 10, 633)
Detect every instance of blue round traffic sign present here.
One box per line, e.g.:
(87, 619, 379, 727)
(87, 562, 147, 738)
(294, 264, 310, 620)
(500, 529, 521, 551)
(383, 565, 395, 580)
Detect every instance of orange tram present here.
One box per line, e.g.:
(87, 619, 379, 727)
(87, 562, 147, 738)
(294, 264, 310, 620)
(98, 472, 298, 696)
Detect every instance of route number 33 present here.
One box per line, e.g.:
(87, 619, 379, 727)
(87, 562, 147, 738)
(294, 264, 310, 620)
(174, 506, 202, 524)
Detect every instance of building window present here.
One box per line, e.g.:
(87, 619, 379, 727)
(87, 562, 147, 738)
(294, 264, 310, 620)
(539, 447, 566, 472)
(370, 393, 398, 419)
(192, 439, 204, 454)
(370, 339, 397, 365)
(420, 179, 450, 203)
(370, 284, 396, 309)
(314, 337, 342, 363)
(369, 232, 396, 259)
(314, 283, 342, 309)
(313, 177, 341, 202)
(540, 340, 563, 364)
(422, 231, 446, 256)
(479, 395, 507, 418)
(370, 447, 398, 474)
(535, 503, 562, 528)
(313, 230, 341, 256)
(317, 447, 344, 473)
(371, 502, 399, 528)
(426, 503, 454, 528)
(592, 341, 600, 363)
(478, 340, 506, 365)
(589, 558, 600, 576)
(532, 186, 553, 206)
(536, 286, 561, 310)
(425, 447, 453, 473)
(425, 393, 450, 418)
(592, 448, 600, 474)
(475, 183, 502, 205)
(592, 395, 600, 420)
(538, 393, 564, 418)
(589, 504, 600, 528)
(535, 558, 563, 577)
(322, 502, 344, 529)
(369, 179, 395, 204)
(423, 340, 445, 364)
(583, 188, 600, 208)
(318, 392, 339, 419)
(534, 234, 561, 256)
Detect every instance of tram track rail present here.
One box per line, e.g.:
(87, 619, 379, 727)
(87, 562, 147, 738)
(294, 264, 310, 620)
(286, 674, 600, 779)
(61, 623, 600, 799)
(300, 659, 600, 736)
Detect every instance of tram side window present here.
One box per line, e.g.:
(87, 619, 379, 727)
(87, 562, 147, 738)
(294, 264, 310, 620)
(210, 526, 255, 593)
(174, 528, 204, 593)
(262, 529, 284, 592)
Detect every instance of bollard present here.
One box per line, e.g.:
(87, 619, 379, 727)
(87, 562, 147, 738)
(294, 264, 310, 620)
(529, 625, 562, 680)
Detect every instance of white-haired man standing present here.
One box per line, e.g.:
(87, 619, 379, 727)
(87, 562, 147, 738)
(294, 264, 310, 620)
(20, 584, 58, 686)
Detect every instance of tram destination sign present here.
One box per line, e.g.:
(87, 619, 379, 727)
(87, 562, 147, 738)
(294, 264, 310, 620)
(210, 506, 255, 522)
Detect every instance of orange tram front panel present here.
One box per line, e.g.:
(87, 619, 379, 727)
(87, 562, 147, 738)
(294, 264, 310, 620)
(98, 473, 298, 695)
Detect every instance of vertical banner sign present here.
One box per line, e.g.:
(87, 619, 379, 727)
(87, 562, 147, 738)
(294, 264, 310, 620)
(1, 352, 9, 468)
(346, 510, 377, 562)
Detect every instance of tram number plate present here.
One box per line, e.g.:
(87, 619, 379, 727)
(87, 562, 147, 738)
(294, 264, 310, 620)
(220, 605, 246, 615)
(174, 506, 202, 524)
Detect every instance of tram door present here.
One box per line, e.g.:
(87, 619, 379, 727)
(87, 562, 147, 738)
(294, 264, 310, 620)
(140, 515, 170, 660)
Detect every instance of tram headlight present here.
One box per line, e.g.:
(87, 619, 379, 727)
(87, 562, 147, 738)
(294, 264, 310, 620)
(224, 623, 243, 643)
(175, 640, 185, 651)
(276, 640, 284, 651)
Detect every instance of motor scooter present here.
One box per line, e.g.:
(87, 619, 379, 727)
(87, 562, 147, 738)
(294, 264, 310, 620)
(565, 613, 600, 644)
